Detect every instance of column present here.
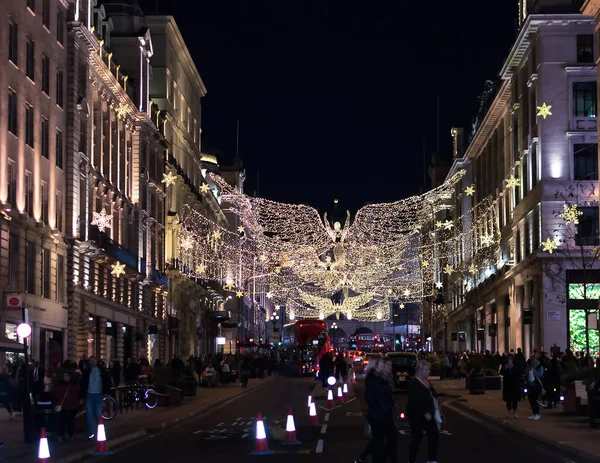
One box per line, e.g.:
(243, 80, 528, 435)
(523, 282, 532, 357)
(496, 295, 506, 354)
(512, 285, 524, 355)
(98, 317, 107, 361)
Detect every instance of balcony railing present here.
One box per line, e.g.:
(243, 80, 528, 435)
(88, 225, 139, 270)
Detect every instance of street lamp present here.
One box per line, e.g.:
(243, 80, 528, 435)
(331, 323, 338, 350)
(17, 319, 32, 443)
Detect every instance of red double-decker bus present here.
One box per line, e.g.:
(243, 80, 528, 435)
(281, 320, 329, 376)
(348, 334, 393, 352)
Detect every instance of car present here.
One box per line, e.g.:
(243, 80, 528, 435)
(385, 352, 418, 389)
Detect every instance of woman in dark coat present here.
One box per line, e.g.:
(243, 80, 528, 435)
(500, 353, 522, 418)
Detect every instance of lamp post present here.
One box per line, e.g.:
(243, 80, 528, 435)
(269, 309, 280, 345)
(17, 310, 32, 443)
(331, 322, 338, 350)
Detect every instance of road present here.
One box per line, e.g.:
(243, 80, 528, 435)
(84, 375, 592, 463)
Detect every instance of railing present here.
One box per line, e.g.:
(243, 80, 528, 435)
(88, 225, 139, 269)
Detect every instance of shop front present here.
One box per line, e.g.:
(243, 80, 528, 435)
(567, 279, 600, 354)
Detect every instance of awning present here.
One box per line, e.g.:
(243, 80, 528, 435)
(0, 338, 25, 353)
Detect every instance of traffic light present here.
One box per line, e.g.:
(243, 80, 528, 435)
(395, 334, 401, 344)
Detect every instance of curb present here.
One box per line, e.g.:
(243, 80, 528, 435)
(54, 376, 277, 463)
(448, 400, 600, 463)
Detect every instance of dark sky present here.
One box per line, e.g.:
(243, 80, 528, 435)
(145, 0, 517, 214)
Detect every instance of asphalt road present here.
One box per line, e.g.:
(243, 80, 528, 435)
(83, 376, 593, 463)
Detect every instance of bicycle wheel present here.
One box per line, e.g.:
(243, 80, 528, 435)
(537, 389, 551, 408)
(144, 388, 158, 409)
(102, 395, 118, 420)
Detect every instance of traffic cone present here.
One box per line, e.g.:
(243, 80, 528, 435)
(352, 370, 357, 383)
(283, 407, 301, 445)
(327, 388, 334, 408)
(38, 428, 50, 462)
(343, 383, 349, 397)
(308, 394, 312, 409)
(250, 412, 273, 455)
(337, 386, 345, 404)
(91, 416, 113, 456)
(309, 401, 319, 425)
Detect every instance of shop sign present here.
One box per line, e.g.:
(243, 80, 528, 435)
(6, 294, 22, 311)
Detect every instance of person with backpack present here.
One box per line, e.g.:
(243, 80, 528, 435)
(525, 353, 544, 420)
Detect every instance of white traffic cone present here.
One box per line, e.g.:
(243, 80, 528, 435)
(352, 370, 357, 383)
(309, 401, 319, 425)
(91, 416, 113, 456)
(327, 388, 334, 408)
(250, 412, 273, 455)
(38, 428, 50, 462)
(308, 394, 312, 409)
(337, 385, 345, 404)
(283, 407, 301, 445)
(343, 383, 349, 397)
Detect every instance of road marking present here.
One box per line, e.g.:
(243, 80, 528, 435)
(246, 421, 253, 426)
(241, 433, 249, 439)
(217, 422, 225, 427)
(345, 411, 363, 417)
(236, 417, 242, 421)
(399, 429, 453, 436)
(316, 439, 324, 453)
(324, 413, 330, 422)
(320, 424, 328, 434)
(193, 430, 203, 434)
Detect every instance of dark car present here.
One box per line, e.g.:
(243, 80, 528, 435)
(385, 352, 418, 389)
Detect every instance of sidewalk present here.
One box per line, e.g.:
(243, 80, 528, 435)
(0, 375, 276, 463)
(432, 378, 600, 462)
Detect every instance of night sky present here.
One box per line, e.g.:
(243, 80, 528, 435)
(143, 0, 517, 214)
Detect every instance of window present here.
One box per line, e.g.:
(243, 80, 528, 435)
(573, 81, 597, 117)
(7, 159, 16, 207)
(577, 35, 594, 63)
(56, 190, 62, 231)
(57, 254, 64, 302)
(8, 89, 17, 135)
(41, 248, 50, 298)
(576, 207, 600, 246)
(41, 181, 48, 223)
(574, 143, 598, 180)
(26, 38, 34, 80)
(27, 0, 35, 12)
(56, 129, 63, 168)
(41, 55, 50, 94)
(41, 117, 49, 158)
(25, 171, 33, 215)
(56, 9, 64, 45)
(8, 233, 19, 288)
(42, 0, 50, 28)
(25, 104, 34, 147)
(56, 68, 64, 107)
(9, 21, 18, 65)
(25, 240, 36, 294)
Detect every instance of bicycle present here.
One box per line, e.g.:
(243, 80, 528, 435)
(102, 394, 118, 420)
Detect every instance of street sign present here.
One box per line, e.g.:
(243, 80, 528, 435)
(6, 294, 22, 311)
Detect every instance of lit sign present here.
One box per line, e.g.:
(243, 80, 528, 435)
(216, 337, 226, 345)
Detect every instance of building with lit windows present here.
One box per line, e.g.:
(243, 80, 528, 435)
(444, 2, 598, 356)
(0, 0, 70, 367)
(64, 0, 168, 365)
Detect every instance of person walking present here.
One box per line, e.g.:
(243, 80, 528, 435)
(365, 357, 397, 463)
(525, 353, 544, 420)
(0, 367, 14, 419)
(54, 371, 79, 442)
(355, 357, 381, 463)
(79, 356, 111, 439)
(500, 353, 522, 418)
(407, 359, 440, 463)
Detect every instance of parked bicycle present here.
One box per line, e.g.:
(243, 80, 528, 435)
(101, 377, 158, 420)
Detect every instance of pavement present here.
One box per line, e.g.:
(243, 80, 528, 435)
(0, 374, 276, 463)
(5, 374, 598, 462)
(433, 377, 600, 462)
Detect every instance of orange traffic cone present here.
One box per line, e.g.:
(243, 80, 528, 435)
(38, 428, 50, 462)
(352, 370, 357, 383)
(283, 407, 302, 445)
(327, 388, 334, 408)
(91, 416, 113, 456)
(309, 401, 319, 425)
(343, 383, 349, 397)
(337, 386, 345, 404)
(250, 412, 273, 455)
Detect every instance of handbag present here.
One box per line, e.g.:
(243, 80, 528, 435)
(55, 385, 71, 412)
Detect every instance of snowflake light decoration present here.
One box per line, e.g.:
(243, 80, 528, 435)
(506, 176, 520, 188)
(162, 171, 177, 187)
(91, 208, 112, 230)
(559, 204, 582, 225)
(443, 264, 454, 275)
(435, 281, 443, 289)
(111, 262, 126, 278)
(465, 185, 475, 196)
(536, 103, 552, 119)
(542, 237, 558, 254)
(200, 183, 210, 194)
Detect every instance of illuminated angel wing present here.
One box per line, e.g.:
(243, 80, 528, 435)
(297, 289, 335, 312)
(339, 292, 373, 311)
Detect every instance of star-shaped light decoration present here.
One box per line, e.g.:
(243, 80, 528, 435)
(111, 262, 126, 278)
(195, 264, 206, 274)
(435, 281, 443, 289)
(91, 208, 112, 230)
(465, 185, 475, 196)
(435, 221, 443, 228)
(469, 262, 478, 275)
(212, 230, 222, 241)
(443, 264, 454, 275)
(162, 171, 177, 187)
(443, 220, 454, 230)
(481, 235, 494, 247)
(237, 225, 245, 233)
(260, 255, 267, 262)
(275, 266, 281, 273)
(200, 183, 210, 194)
(506, 175, 520, 188)
(422, 260, 429, 267)
(236, 290, 243, 298)
(559, 204, 583, 225)
(536, 103, 552, 119)
(542, 237, 558, 254)
(399, 303, 405, 309)
(403, 289, 411, 297)
(266, 292, 274, 299)
(224, 280, 234, 291)
(180, 237, 193, 250)
(387, 288, 393, 295)
(275, 305, 281, 310)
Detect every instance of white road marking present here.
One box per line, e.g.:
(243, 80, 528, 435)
(217, 422, 225, 427)
(241, 433, 249, 439)
(324, 413, 330, 422)
(193, 430, 203, 434)
(236, 417, 242, 421)
(246, 421, 253, 426)
(316, 439, 324, 453)
(320, 424, 328, 434)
